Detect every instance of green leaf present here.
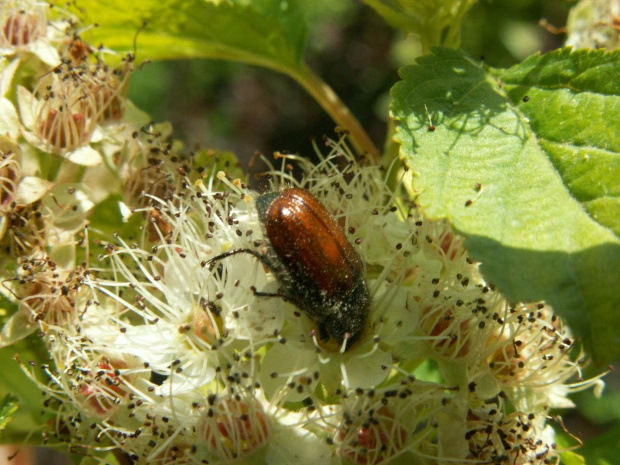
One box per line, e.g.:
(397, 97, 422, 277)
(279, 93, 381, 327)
(361, 0, 425, 33)
(497, 49, 620, 236)
(391, 47, 620, 363)
(570, 422, 620, 465)
(0, 394, 19, 432)
(361, 0, 476, 49)
(559, 450, 587, 465)
(0, 343, 49, 443)
(88, 194, 140, 241)
(193, 149, 245, 183)
(71, 0, 307, 72)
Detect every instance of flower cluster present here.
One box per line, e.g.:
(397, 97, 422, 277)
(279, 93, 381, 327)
(0, 2, 606, 465)
(12, 140, 605, 464)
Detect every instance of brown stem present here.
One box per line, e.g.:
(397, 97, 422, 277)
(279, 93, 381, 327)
(289, 63, 380, 160)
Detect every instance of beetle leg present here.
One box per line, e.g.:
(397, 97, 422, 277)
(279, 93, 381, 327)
(251, 288, 290, 301)
(206, 248, 263, 270)
(208, 249, 291, 302)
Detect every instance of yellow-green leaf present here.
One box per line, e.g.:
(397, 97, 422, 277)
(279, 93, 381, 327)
(71, 0, 307, 73)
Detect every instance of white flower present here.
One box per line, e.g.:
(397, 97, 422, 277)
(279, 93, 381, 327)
(0, 0, 60, 66)
(266, 424, 333, 465)
(314, 377, 443, 465)
(481, 301, 605, 412)
(0, 137, 96, 265)
(17, 71, 102, 164)
(16, 48, 133, 165)
(566, 0, 620, 49)
(82, 303, 218, 396)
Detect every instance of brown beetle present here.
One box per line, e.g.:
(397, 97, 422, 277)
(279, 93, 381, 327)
(209, 188, 369, 350)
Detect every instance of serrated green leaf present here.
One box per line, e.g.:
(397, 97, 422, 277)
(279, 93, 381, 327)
(496, 49, 620, 235)
(391, 47, 620, 363)
(0, 394, 19, 432)
(71, 0, 306, 72)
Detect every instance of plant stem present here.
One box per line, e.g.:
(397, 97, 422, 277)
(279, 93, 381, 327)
(290, 63, 380, 160)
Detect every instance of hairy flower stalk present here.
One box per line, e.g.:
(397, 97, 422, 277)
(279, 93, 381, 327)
(0, 3, 606, 465)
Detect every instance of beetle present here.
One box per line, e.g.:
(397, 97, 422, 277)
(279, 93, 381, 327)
(208, 188, 369, 350)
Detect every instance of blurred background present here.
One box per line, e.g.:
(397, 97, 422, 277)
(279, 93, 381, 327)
(126, 0, 570, 167)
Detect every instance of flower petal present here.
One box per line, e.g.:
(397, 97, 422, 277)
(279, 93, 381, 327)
(65, 145, 103, 166)
(14, 175, 54, 205)
(266, 426, 332, 465)
(0, 306, 38, 348)
(341, 347, 392, 389)
(17, 85, 35, 129)
(260, 341, 320, 403)
(30, 41, 60, 66)
(0, 96, 19, 139)
(0, 59, 20, 97)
